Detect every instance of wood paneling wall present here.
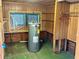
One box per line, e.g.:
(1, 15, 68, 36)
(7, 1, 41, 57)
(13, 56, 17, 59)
(3, 2, 54, 33)
(43, 6, 54, 33)
(70, 3, 79, 13)
(67, 17, 78, 42)
(53, 2, 79, 54)
(4, 32, 28, 43)
(3, 1, 54, 43)
(67, 3, 79, 42)
(54, 2, 70, 40)
(70, 3, 79, 59)
(3, 1, 54, 34)
(42, 13, 54, 33)
(2, 1, 47, 32)
(75, 14, 79, 59)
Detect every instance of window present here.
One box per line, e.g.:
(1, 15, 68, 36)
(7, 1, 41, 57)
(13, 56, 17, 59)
(10, 13, 27, 29)
(10, 13, 40, 32)
(27, 14, 39, 24)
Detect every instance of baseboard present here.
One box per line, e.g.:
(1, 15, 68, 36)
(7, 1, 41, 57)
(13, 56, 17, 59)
(67, 39, 76, 55)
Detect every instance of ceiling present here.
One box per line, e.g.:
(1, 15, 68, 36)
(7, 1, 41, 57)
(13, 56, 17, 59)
(3, 0, 55, 6)
(2, 0, 79, 6)
(66, 0, 79, 2)
(3, 0, 79, 2)
(3, 0, 54, 2)
(58, 0, 79, 2)
(15, 0, 54, 3)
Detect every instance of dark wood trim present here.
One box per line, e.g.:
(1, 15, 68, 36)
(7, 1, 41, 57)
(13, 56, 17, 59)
(58, 0, 79, 4)
(67, 39, 76, 45)
(70, 15, 79, 17)
(69, 12, 79, 14)
(4, 31, 54, 43)
(4, 32, 28, 34)
(58, 1, 70, 4)
(63, 12, 79, 17)
(62, 12, 79, 15)
(42, 13, 54, 14)
(42, 20, 54, 22)
(69, 1, 79, 4)
(67, 39, 76, 55)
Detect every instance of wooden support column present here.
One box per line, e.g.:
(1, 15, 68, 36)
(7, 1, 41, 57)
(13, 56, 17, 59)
(0, 0, 4, 59)
(75, 17, 79, 59)
(53, 0, 58, 52)
(58, 39, 61, 52)
(64, 39, 67, 51)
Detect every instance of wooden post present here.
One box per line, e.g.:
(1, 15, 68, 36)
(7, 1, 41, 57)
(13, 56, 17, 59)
(64, 39, 67, 51)
(58, 18, 61, 52)
(58, 39, 61, 52)
(75, 16, 79, 59)
(53, 0, 58, 52)
(0, 0, 4, 59)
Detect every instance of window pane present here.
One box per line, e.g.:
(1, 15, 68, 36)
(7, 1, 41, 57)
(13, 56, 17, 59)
(10, 13, 27, 29)
(27, 14, 39, 23)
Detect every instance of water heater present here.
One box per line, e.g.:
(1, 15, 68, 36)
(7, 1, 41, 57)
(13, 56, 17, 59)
(28, 22, 40, 52)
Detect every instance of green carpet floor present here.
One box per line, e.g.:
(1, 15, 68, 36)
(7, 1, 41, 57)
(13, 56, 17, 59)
(5, 42, 74, 59)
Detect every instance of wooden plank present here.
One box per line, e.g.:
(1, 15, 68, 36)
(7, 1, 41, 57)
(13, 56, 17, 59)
(75, 16, 79, 59)
(67, 3, 79, 42)
(53, 0, 58, 52)
(0, 0, 4, 59)
(0, 0, 2, 6)
(45, 21, 53, 33)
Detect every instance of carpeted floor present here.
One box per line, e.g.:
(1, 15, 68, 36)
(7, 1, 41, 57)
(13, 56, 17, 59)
(4, 42, 74, 59)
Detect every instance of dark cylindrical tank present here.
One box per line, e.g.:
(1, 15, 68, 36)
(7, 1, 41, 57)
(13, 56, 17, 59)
(28, 23, 40, 52)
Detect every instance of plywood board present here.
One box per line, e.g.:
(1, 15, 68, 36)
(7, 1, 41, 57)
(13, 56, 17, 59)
(53, 2, 70, 40)
(67, 3, 79, 42)
(67, 17, 78, 42)
(75, 16, 79, 59)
